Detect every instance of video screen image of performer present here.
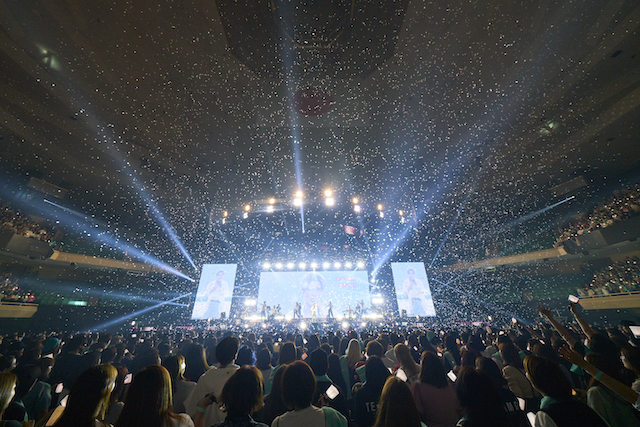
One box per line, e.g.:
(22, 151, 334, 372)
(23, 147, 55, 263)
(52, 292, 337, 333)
(391, 262, 436, 317)
(191, 264, 236, 319)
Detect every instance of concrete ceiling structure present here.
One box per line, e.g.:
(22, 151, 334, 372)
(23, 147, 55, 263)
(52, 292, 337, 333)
(1, 0, 640, 268)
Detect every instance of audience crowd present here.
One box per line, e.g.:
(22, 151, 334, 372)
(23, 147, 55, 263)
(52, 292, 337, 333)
(0, 274, 36, 304)
(0, 200, 54, 243)
(577, 256, 640, 297)
(1, 305, 640, 427)
(556, 185, 640, 244)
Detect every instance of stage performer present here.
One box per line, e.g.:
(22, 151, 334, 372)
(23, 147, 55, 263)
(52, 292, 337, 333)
(327, 301, 334, 318)
(300, 272, 325, 318)
(294, 302, 302, 319)
(204, 269, 229, 319)
(261, 301, 268, 319)
(311, 302, 318, 322)
(403, 268, 429, 316)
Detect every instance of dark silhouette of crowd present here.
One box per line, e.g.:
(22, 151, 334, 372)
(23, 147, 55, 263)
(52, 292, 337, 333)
(0, 200, 54, 243)
(556, 185, 640, 244)
(577, 256, 640, 297)
(2, 307, 640, 427)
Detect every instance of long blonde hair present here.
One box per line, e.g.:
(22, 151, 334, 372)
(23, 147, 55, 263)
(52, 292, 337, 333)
(0, 373, 17, 417)
(394, 344, 420, 377)
(346, 339, 362, 367)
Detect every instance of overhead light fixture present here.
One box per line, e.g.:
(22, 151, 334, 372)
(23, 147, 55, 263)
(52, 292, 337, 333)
(354, 205, 361, 213)
(377, 204, 383, 211)
(299, 262, 306, 269)
(323, 262, 331, 269)
(325, 197, 335, 206)
(334, 262, 341, 268)
(244, 204, 251, 212)
(269, 198, 276, 204)
(310, 262, 318, 269)
(345, 262, 353, 268)
(357, 261, 365, 268)
(266, 205, 274, 213)
(324, 189, 333, 197)
(352, 197, 359, 204)
(287, 262, 295, 269)
(276, 263, 283, 270)
(263, 262, 271, 269)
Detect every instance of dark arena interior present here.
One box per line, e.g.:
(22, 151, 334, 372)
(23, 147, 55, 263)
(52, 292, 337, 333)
(1, 1, 640, 426)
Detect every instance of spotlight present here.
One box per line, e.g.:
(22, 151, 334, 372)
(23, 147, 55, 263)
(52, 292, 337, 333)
(345, 262, 353, 268)
(324, 189, 333, 197)
(325, 197, 335, 206)
(222, 218, 226, 224)
(245, 299, 257, 306)
(488, 316, 493, 321)
(287, 262, 295, 269)
(379, 212, 384, 218)
(293, 198, 303, 207)
(269, 198, 276, 205)
(334, 262, 341, 268)
(295, 190, 304, 198)
(357, 261, 365, 268)
(300, 322, 308, 330)
(323, 262, 331, 269)
(398, 210, 403, 216)
(352, 197, 359, 204)
(310, 262, 318, 269)
(299, 262, 306, 269)
(243, 212, 248, 219)
(341, 321, 349, 329)
(377, 204, 383, 211)
(372, 297, 384, 304)
(276, 263, 283, 270)
(354, 205, 361, 213)
(223, 211, 228, 217)
(263, 262, 271, 269)
(361, 322, 367, 327)
(245, 204, 251, 212)
(267, 205, 274, 213)
(131, 321, 136, 326)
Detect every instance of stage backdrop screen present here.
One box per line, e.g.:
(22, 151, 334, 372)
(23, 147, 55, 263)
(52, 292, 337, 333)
(391, 262, 436, 317)
(191, 264, 237, 319)
(258, 271, 370, 318)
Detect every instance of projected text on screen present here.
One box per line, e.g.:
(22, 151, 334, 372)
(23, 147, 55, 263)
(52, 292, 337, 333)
(391, 262, 436, 317)
(191, 264, 237, 319)
(258, 270, 370, 319)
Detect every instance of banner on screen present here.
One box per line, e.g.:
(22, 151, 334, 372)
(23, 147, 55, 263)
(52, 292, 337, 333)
(391, 262, 436, 316)
(191, 264, 237, 319)
(258, 271, 370, 318)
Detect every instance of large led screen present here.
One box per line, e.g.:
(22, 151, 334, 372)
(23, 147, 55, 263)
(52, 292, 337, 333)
(391, 262, 436, 317)
(258, 271, 370, 319)
(191, 264, 237, 319)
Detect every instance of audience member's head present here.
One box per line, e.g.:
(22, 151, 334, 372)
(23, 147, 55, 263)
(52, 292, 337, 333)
(278, 342, 297, 366)
(308, 348, 328, 376)
(523, 355, 571, 400)
(216, 337, 240, 366)
(220, 366, 264, 416)
(420, 351, 448, 388)
(281, 361, 316, 410)
(455, 367, 509, 426)
(373, 376, 422, 427)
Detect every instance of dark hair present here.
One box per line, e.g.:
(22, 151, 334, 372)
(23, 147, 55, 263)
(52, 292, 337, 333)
(301, 272, 326, 292)
(281, 361, 316, 410)
(499, 343, 523, 369)
(236, 345, 257, 366)
(419, 352, 448, 388)
(455, 367, 509, 427)
(216, 337, 240, 366)
(475, 357, 506, 388)
(54, 365, 117, 427)
(262, 366, 288, 425)
(184, 343, 209, 381)
(162, 355, 186, 394)
(366, 340, 384, 358)
(364, 356, 391, 391)
(373, 376, 422, 427)
(523, 355, 571, 400)
(622, 347, 640, 375)
(308, 348, 328, 376)
(256, 348, 272, 371)
(115, 365, 178, 427)
(220, 366, 264, 416)
(444, 335, 461, 365)
(278, 342, 296, 365)
(327, 353, 349, 394)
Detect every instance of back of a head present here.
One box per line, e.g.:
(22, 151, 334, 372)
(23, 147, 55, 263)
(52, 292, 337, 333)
(220, 366, 264, 416)
(55, 365, 117, 427)
(236, 345, 256, 366)
(115, 365, 173, 427)
(475, 357, 506, 388)
(281, 361, 316, 410)
(366, 340, 384, 358)
(346, 339, 362, 366)
(499, 343, 522, 369)
(364, 356, 391, 390)
(373, 376, 422, 427)
(0, 373, 17, 416)
(216, 337, 240, 366)
(256, 348, 272, 371)
(161, 355, 185, 391)
(420, 352, 447, 388)
(394, 344, 413, 368)
(279, 342, 297, 365)
(455, 367, 508, 425)
(308, 348, 328, 376)
(523, 355, 571, 400)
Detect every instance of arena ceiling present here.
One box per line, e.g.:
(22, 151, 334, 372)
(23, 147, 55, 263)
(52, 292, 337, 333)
(1, 0, 640, 268)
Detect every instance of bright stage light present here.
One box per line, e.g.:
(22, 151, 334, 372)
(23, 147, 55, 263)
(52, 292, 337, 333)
(296, 190, 304, 198)
(379, 212, 384, 218)
(310, 262, 318, 269)
(245, 204, 251, 211)
(377, 204, 383, 211)
(300, 322, 308, 330)
(267, 205, 274, 213)
(276, 263, 283, 269)
(223, 211, 228, 217)
(293, 198, 303, 207)
(299, 262, 306, 269)
(131, 321, 136, 326)
(243, 212, 248, 219)
(325, 197, 335, 206)
(341, 321, 349, 329)
(398, 210, 403, 216)
(287, 262, 295, 269)
(372, 297, 384, 305)
(263, 262, 271, 269)
(222, 218, 226, 224)
(269, 198, 276, 204)
(245, 299, 258, 306)
(334, 262, 341, 268)
(361, 322, 367, 327)
(357, 261, 365, 268)
(323, 262, 330, 269)
(345, 262, 353, 268)
(336, 314, 343, 320)
(324, 189, 333, 197)
(354, 205, 361, 213)
(352, 197, 359, 204)
(262, 323, 267, 328)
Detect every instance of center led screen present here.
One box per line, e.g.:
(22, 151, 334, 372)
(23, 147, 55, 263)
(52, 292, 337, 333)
(258, 271, 371, 318)
(191, 264, 237, 319)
